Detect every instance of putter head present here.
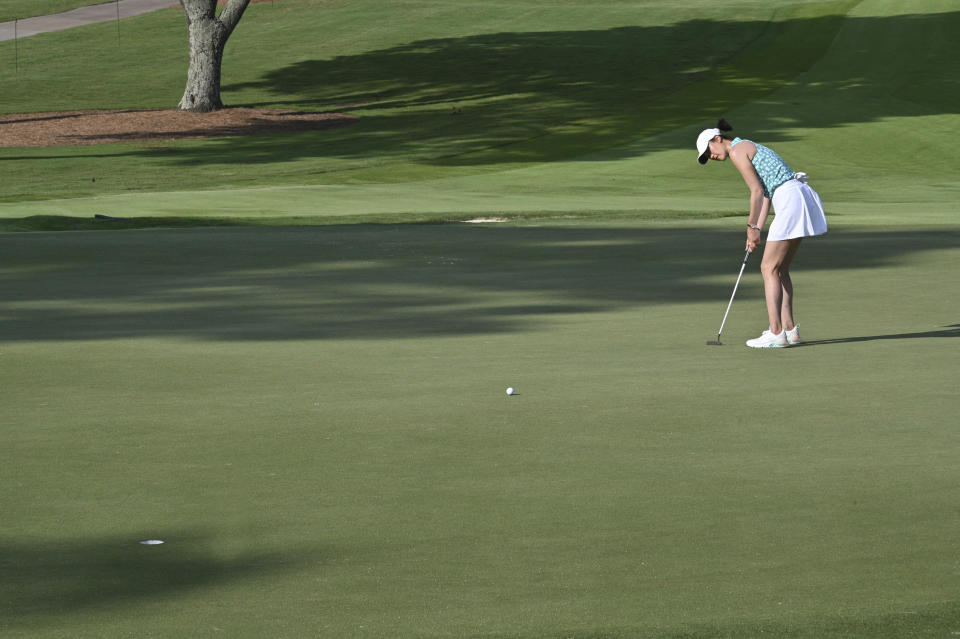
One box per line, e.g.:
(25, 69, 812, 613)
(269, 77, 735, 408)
(706, 340, 722, 345)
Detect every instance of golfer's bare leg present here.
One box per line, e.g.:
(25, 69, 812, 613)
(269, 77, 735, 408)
(761, 239, 802, 334)
(778, 239, 803, 331)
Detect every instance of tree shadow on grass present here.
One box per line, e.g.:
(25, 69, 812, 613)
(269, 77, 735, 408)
(3, 8, 957, 202)
(183, 6, 959, 167)
(0, 7, 920, 169)
(0, 224, 956, 343)
(0, 530, 316, 627)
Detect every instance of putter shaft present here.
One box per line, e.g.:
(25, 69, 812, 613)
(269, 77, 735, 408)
(712, 250, 751, 343)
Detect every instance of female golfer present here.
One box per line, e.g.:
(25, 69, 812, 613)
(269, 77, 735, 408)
(696, 119, 827, 348)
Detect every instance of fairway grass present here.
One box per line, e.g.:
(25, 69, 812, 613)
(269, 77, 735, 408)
(3, 0, 958, 225)
(0, 0, 891, 206)
(2, 221, 958, 638)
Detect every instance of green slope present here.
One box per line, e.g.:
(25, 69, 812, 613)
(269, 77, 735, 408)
(1, 0, 858, 205)
(1, 0, 957, 227)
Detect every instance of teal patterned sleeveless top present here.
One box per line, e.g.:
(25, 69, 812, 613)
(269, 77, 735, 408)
(731, 137, 794, 198)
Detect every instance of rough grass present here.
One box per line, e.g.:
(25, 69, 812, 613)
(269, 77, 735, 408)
(0, 0, 98, 23)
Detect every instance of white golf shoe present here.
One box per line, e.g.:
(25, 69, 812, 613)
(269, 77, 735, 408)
(786, 325, 801, 345)
(746, 329, 789, 348)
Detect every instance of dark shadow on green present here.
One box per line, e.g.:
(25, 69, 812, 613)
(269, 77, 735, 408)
(0, 225, 956, 342)
(796, 324, 959, 346)
(0, 214, 288, 232)
(0, 531, 316, 626)
(0, 208, 734, 232)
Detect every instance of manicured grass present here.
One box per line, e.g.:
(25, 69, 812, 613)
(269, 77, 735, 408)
(0, 0, 860, 203)
(1, 220, 958, 638)
(0, 0, 100, 23)
(1, 0, 958, 637)
(1, 0, 957, 227)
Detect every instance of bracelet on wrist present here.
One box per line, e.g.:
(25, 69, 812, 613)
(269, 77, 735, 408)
(747, 223, 761, 231)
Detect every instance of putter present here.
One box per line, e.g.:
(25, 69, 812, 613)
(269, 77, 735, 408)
(707, 249, 751, 345)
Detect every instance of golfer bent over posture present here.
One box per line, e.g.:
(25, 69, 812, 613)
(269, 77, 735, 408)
(696, 119, 827, 348)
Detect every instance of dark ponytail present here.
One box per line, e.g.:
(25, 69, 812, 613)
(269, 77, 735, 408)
(715, 118, 734, 140)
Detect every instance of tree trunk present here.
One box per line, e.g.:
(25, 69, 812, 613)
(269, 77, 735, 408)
(178, 0, 251, 113)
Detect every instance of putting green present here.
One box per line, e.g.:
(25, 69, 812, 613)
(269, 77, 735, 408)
(1, 221, 958, 638)
(1, 0, 958, 636)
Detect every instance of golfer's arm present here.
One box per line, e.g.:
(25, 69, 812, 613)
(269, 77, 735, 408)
(731, 152, 766, 227)
(744, 187, 765, 229)
(755, 197, 771, 229)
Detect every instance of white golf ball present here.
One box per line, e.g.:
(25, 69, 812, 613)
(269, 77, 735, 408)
(506, 387, 515, 395)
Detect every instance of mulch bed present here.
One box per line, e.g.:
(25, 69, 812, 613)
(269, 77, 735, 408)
(0, 107, 357, 147)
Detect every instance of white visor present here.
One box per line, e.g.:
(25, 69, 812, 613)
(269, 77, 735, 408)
(696, 128, 720, 164)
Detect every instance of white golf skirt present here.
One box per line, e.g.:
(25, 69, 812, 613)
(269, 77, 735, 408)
(769, 179, 828, 241)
